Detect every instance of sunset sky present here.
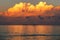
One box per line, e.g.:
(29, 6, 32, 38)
(0, 0, 60, 24)
(0, 0, 60, 11)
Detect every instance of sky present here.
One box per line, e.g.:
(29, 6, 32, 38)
(0, 0, 60, 24)
(0, 0, 60, 11)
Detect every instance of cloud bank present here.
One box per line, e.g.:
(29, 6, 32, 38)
(0, 2, 58, 17)
(0, 2, 60, 24)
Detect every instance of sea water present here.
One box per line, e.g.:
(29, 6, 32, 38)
(0, 25, 60, 40)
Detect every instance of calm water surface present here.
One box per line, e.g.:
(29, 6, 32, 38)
(0, 25, 60, 40)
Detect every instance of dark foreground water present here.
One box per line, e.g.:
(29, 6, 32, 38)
(0, 25, 60, 40)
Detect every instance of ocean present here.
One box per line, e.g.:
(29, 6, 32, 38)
(0, 25, 60, 40)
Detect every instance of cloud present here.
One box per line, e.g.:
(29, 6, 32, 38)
(0, 1, 58, 17)
(0, 1, 59, 17)
(0, 1, 60, 24)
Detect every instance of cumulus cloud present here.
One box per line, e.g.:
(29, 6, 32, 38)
(0, 1, 59, 17)
(0, 1, 60, 24)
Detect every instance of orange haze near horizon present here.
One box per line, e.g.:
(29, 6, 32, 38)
(0, 1, 60, 17)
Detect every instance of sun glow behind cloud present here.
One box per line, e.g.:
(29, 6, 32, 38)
(0, 1, 60, 17)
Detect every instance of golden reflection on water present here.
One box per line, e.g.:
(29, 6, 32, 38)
(7, 25, 53, 34)
(5, 25, 53, 40)
(0, 25, 60, 40)
(7, 25, 24, 34)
